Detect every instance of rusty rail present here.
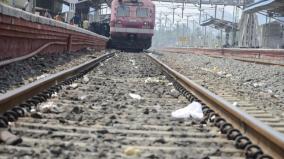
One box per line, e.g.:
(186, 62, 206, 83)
(159, 48, 284, 67)
(147, 53, 284, 159)
(0, 52, 114, 113)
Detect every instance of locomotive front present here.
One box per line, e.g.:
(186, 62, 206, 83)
(110, 0, 155, 51)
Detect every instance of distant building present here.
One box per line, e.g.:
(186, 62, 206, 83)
(261, 21, 284, 49)
(1, 0, 30, 11)
(35, 0, 63, 16)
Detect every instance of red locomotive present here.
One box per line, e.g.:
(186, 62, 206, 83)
(109, 0, 155, 51)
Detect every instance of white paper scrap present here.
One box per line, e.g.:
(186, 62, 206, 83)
(129, 93, 142, 100)
(171, 101, 204, 119)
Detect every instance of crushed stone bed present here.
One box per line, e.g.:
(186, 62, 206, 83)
(0, 49, 106, 94)
(2, 53, 245, 159)
(154, 51, 284, 121)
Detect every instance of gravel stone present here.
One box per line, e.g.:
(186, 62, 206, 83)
(156, 51, 284, 120)
(4, 53, 246, 159)
(0, 49, 105, 94)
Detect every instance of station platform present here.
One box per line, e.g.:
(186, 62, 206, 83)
(0, 3, 109, 64)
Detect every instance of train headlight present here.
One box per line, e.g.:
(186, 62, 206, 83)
(116, 20, 122, 27)
(143, 22, 150, 29)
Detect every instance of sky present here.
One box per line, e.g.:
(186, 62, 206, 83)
(153, 2, 276, 26)
(62, 1, 273, 25)
(62, 1, 239, 21)
(154, 2, 238, 22)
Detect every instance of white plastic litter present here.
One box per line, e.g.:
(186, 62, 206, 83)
(129, 93, 142, 100)
(79, 95, 87, 101)
(36, 74, 50, 80)
(167, 82, 173, 86)
(83, 75, 89, 83)
(30, 108, 36, 113)
(232, 102, 238, 106)
(144, 77, 161, 84)
(225, 74, 232, 78)
(217, 71, 226, 76)
(51, 92, 58, 98)
(171, 101, 204, 119)
(129, 59, 136, 66)
(38, 101, 57, 113)
(253, 82, 265, 88)
(170, 89, 180, 98)
(69, 83, 78, 89)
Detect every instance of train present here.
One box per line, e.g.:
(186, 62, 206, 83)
(108, 0, 155, 51)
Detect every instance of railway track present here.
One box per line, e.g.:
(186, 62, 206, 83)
(151, 51, 284, 136)
(0, 52, 283, 158)
(201, 82, 284, 133)
(0, 50, 105, 94)
(159, 49, 284, 67)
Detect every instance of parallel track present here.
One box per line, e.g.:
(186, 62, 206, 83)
(159, 49, 284, 67)
(0, 52, 283, 158)
(148, 53, 284, 159)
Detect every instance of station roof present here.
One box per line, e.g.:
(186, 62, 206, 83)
(200, 17, 238, 32)
(151, 0, 245, 6)
(243, 0, 284, 16)
(64, 0, 111, 8)
(70, 0, 245, 6)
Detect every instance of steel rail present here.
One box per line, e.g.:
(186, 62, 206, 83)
(160, 49, 284, 67)
(190, 54, 284, 67)
(0, 52, 114, 113)
(187, 54, 284, 67)
(233, 58, 284, 67)
(147, 53, 284, 159)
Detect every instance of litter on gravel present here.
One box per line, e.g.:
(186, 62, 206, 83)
(83, 75, 90, 83)
(171, 101, 204, 120)
(233, 102, 238, 106)
(129, 93, 142, 100)
(144, 77, 162, 84)
(124, 147, 141, 156)
(51, 92, 58, 98)
(36, 74, 50, 80)
(69, 83, 78, 89)
(38, 101, 59, 113)
(170, 89, 180, 98)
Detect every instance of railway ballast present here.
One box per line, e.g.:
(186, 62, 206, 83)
(0, 52, 283, 158)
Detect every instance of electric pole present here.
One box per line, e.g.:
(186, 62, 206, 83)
(164, 14, 168, 30)
(172, 7, 177, 24)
